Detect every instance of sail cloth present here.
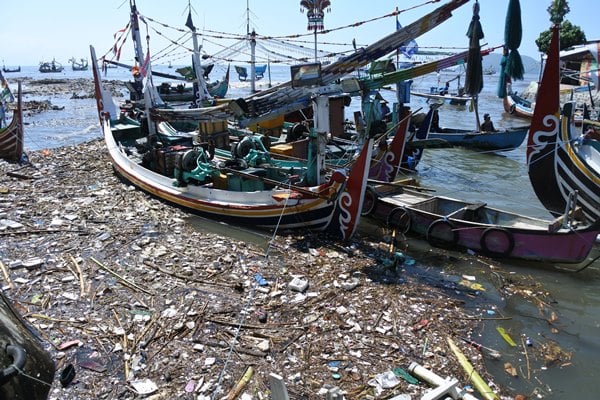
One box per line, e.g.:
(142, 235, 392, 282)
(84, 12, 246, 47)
(464, 0, 484, 97)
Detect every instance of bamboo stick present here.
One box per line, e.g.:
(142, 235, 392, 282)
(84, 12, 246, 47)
(225, 365, 254, 400)
(0, 260, 14, 290)
(447, 336, 499, 400)
(90, 257, 152, 295)
(69, 255, 87, 297)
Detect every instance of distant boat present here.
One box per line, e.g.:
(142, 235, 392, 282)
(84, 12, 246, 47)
(69, 57, 88, 71)
(483, 65, 496, 75)
(39, 59, 64, 73)
(235, 64, 267, 81)
(2, 65, 20, 73)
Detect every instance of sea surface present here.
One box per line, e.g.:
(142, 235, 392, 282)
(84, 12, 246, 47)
(4, 63, 600, 399)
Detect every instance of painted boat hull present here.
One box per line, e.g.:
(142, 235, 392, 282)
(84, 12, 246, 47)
(366, 188, 599, 264)
(527, 26, 600, 223)
(427, 126, 528, 152)
(0, 81, 24, 162)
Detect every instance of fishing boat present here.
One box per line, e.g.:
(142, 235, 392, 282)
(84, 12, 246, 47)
(69, 57, 89, 71)
(362, 185, 600, 264)
(0, 73, 24, 162)
(235, 64, 267, 81)
(411, 73, 470, 106)
(527, 25, 600, 223)
(2, 65, 20, 73)
(39, 59, 64, 73)
(502, 82, 534, 118)
(427, 126, 528, 152)
(90, 46, 370, 238)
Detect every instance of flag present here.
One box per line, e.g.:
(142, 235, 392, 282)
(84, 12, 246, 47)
(185, 11, 196, 32)
(396, 19, 418, 59)
(140, 50, 150, 77)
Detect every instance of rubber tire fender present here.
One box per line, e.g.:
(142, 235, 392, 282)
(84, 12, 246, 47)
(426, 219, 458, 247)
(386, 206, 411, 234)
(361, 186, 379, 216)
(509, 103, 516, 114)
(480, 227, 515, 257)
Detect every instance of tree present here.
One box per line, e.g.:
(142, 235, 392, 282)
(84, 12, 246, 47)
(536, 20, 586, 54)
(535, 0, 586, 54)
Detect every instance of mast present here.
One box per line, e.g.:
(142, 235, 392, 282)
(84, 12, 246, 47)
(130, 0, 145, 68)
(186, 1, 212, 105)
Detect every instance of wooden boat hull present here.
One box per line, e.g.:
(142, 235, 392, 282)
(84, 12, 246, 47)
(0, 81, 24, 162)
(91, 45, 369, 234)
(0, 291, 55, 399)
(103, 117, 345, 230)
(366, 188, 599, 263)
(527, 26, 600, 222)
(503, 92, 533, 119)
(411, 91, 469, 106)
(427, 126, 528, 152)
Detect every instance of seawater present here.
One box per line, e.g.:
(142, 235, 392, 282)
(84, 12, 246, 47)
(6, 64, 600, 399)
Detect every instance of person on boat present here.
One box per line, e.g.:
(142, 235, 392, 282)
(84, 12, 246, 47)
(439, 81, 450, 96)
(380, 99, 391, 122)
(480, 113, 497, 132)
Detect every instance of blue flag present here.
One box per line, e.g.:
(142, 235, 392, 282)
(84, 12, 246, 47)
(396, 20, 418, 58)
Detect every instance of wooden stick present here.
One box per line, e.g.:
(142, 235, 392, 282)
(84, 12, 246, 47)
(521, 336, 531, 380)
(70, 255, 87, 297)
(90, 257, 152, 295)
(0, 260, 14, 290)
(225, 366, 254, 400)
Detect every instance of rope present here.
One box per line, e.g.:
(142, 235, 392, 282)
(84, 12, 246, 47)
(211, 182, 293, 399)
(11, 365, 53, 388)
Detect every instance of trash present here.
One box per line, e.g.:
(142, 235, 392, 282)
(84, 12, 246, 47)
(254, 272, 268, 286)
(496, 327, 517, 347)
(412, 319, 430, 331)
(288, 276, 308, 292)
(504, 362, 518, 377)
(393, 367, 419, 385)
(59, 364, 76, 387)
(130, 378, 158, 395)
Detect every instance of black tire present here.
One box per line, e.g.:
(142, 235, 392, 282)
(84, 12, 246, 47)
(387, 207, 411, 234)
(361, 186, 379, 216)
(426, 219, 458, 247)
(287, 123, 309, 143)
(236, 137, 256, 158)
(480, 227, 515, 257)
(509, 103, 516, 114)
(180, 149, 199, 171)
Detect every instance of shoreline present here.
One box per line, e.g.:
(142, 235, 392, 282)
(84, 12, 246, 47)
(0, 140, 506, 398)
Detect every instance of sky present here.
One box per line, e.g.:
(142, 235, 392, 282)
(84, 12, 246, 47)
(1, 0, 598, 68)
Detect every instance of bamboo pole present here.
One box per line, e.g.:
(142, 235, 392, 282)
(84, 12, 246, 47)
(447, 336, 499, 400)
(0, 260, 14, 290)
(225, 365, 254, 400)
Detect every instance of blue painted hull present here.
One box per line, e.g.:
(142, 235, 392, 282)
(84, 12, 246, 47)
(428, 126, 528, 152)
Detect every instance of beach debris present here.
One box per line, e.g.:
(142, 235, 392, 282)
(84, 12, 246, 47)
(447, 337, 499, 400)
(496, 326, 517, 347)
(0, 140, 515, 399)
(503, 362, 518, 377)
